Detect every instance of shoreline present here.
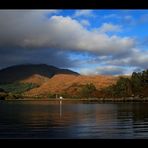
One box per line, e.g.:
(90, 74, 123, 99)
(2, 97, 148, 103)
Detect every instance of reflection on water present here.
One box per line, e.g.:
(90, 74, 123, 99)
(60, 100, 62, 118)
(0, 101, 148, 138)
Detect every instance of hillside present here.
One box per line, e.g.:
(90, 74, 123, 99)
(0, 64, 79, 83)
(0, 88, 6, 93)
(25, 74, 118, 96)
(20, 74, 50, 86)
(0, 64, 122, 97)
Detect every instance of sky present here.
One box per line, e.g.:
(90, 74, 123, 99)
(0, 10, 148, 75)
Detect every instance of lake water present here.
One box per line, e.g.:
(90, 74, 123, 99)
(0, 101, 148, 139)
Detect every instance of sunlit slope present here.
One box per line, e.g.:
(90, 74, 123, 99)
(25, 74, 118, 96)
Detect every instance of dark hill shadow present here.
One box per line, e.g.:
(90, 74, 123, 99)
(0, 64, 79, 83)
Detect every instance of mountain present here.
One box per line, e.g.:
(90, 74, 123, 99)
(25, 74, 118, 96)
(0, 64, 79, 83)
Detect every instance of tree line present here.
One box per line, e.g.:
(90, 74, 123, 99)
(107, 69, 148, 98)
(78, 69, 148, 98)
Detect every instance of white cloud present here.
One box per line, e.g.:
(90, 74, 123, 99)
(47, 16, 134, 55)
(122, 15, 135, 25)
(80, 66, 126, 76)
(80, 68, 97, 75)
(103, 14, 120, 19)
(124, 15, 133, 21)
(74, 10, 94, 17)
(0, 10, 147, 74)
(105, 48, 148, 70)
(80, 19, 90, 27)
(0, 11, 135, 58)
(97, 23, 122, 33)
(96, 66, 126, 75)
(46, 9, 61, 14)
(127, 49, 148, 68)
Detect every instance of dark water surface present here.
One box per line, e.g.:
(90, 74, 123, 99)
(0, 101, 148, 139)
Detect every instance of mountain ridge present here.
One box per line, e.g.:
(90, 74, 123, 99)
(0, 64, 79, 83)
